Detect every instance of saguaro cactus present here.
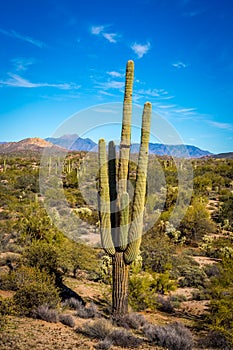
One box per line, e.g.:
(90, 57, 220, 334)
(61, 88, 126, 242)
(98, 60, 152, 318)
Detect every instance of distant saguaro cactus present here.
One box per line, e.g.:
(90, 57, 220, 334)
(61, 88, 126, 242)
(98, 60, 152, 318)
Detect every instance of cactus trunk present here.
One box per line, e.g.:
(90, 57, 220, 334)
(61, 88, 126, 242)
(112, 252, 129, 317)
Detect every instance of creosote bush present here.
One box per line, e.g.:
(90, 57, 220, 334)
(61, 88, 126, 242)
(143, 321, 193, 350)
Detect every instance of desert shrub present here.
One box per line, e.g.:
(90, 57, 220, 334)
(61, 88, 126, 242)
(115, 312, 147, 329)
(108, 328, 143, 348)
(204, 264, 220, 278)
(201, 330, 232, 350)
(75, 302, 98, 319)
(63, 297, 84, 309)
(59, 313, 75, 327)
(170, 254, 199, 279)
(0, 296, 15, 330)
(23, 241, 63, 284)
(129, 270, 176, 311)
(207, 258, 233, 346)
(129, 272, 157, 311)
(143, 321, 193, 350)
(178, 266, 207, 288)
(141, 230, 173, 273)
(33, 304, 59, 322)
(156, 295, 174, 313)
(95, 338, 112, 350)
(12, 266, 60, 316)
(191, 288, 208, 301)
(77, 319, 113, 340)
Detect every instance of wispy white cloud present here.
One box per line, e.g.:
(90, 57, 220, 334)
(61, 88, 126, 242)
(131, 42, 151, 58)
(90, 25, 119, 43)
(11, 57, 35, 71)
(90, 25, 105, 35)
(102, 33, 117, 43)
(207, 120, 233, 130)
(0, 73, 80, 90)
(136, 88, 169, 98)
(107, 71, 124, 78)
(96, 80, 125, 90)
(157, 104, 177, 109)
(98, 90, 115, 97)
(174, 108, 196, 113)
(93, 108, 118, 114)
(172, 61, 188, 69)
(0, 28, 46, 48)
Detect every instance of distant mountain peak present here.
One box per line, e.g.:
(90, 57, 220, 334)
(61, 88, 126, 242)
(0, 137, 66, 154)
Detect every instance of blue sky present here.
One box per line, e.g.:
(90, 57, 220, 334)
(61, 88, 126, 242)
(0, 0, 232, 153)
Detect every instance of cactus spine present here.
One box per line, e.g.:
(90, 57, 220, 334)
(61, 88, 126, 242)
(98, 60, 152, 317)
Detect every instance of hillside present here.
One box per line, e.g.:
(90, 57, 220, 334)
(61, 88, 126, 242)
(210, 152, 233, 159)
(0, 137, 66, 154)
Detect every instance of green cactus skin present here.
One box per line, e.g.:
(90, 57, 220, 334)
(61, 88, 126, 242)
(97, 60, 151, 318)
(118, 60, 134, 195)
(108, 141, 118, 245)
(98, 139, 115, 256)
(112, 251, 129, 317)
(118, 192, 129, 251)
(124, 102, 152, 264)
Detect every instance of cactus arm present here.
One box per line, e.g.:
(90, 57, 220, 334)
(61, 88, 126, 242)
(98, 139, 115, 256)
(118, 60, 134, 194)
(108, 141, 118, 245)
(124, 102, 152, 264)
(119, 192, 129, 251)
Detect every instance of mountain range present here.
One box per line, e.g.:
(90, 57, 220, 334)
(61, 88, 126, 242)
(45, 134, 212, 158)
(0, 134, 231, 158)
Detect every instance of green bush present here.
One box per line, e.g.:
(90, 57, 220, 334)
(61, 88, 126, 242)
(11, 266, 60, 316)
(0, 296, 15, 330)
(207, 258, 233, 346)
(178, 266, 207, 288)
(129, 270, 176, 311)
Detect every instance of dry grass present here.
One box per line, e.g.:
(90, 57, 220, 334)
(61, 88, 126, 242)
(0, 316, 162, 350)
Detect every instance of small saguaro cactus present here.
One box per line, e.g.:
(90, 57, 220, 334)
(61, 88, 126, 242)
(98, 60, 152, 318)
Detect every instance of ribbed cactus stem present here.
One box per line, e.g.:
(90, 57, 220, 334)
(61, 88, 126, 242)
(98, 139, 115, 256)
(108, 141, 118, 245)
(119, 192, 129, 251)
(118, 60, 134, 194)
(124, 102, 152, 264)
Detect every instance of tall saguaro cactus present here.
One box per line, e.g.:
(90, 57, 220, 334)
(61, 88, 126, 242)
(98, 60, 152, 318)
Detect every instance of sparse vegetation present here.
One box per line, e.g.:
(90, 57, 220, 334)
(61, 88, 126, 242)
(143, 321, 193, 350)
(0, 145, 233, 349)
